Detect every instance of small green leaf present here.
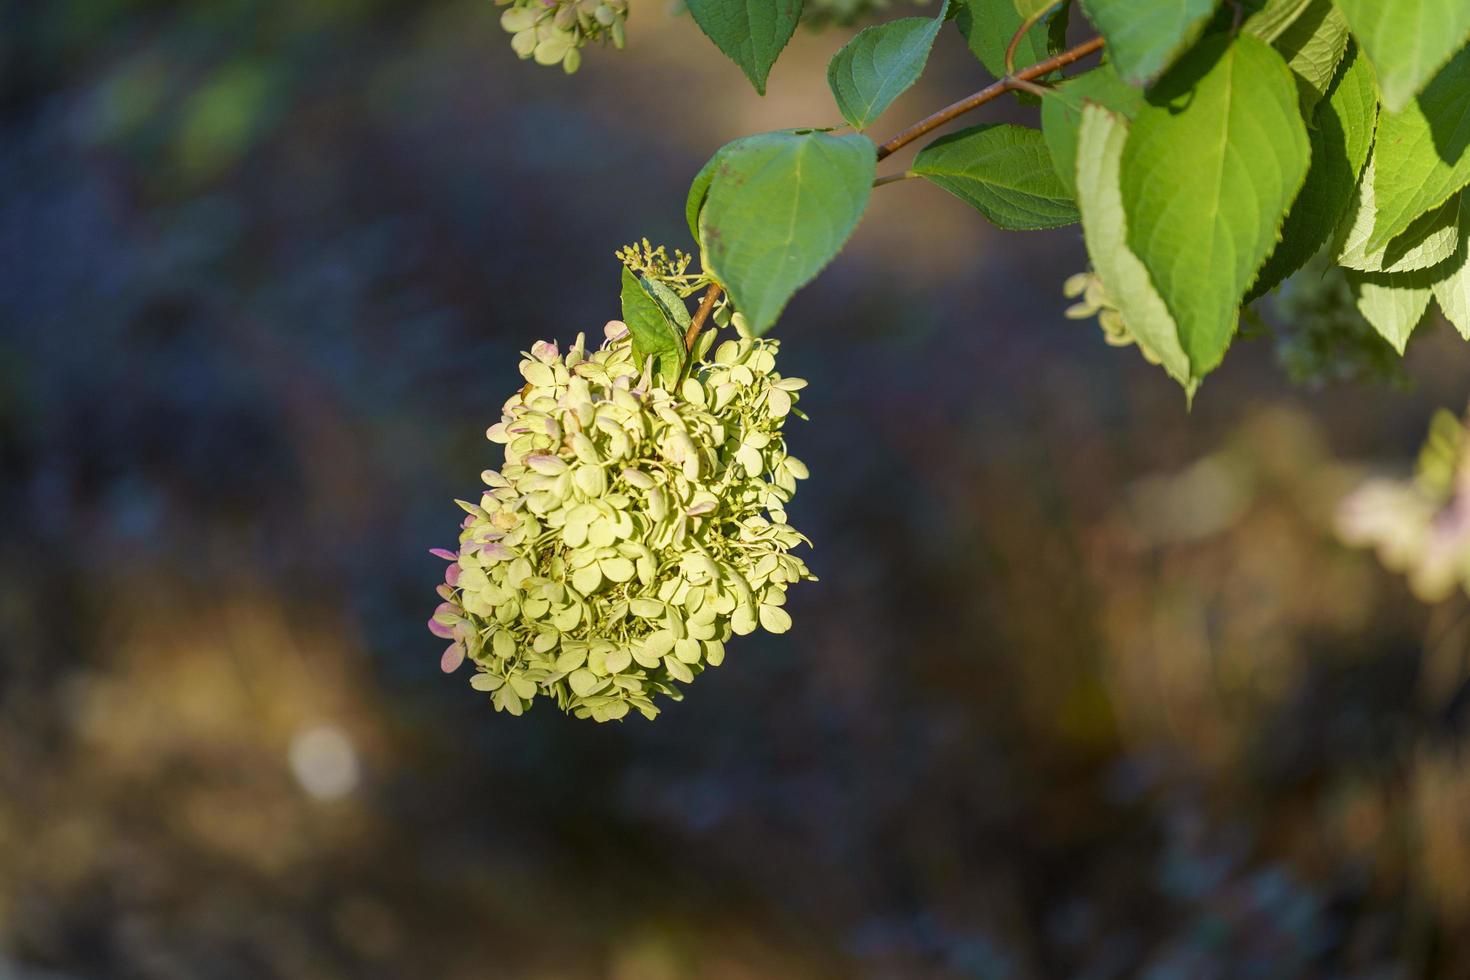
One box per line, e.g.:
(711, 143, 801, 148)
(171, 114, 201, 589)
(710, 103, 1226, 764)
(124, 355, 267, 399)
(1074, 105, 1194, 389)
(1040, 61, 1145, 196)
(1273, 0, 1348, 114)
(1337, 154, 1461, 274)
(1432, 196, 1470, 339)
(911, 123, 1078, 229)
(1120, 33, 1310, 375)
(1242, 0, 1312, 43)
(1077, 0, 1222, 86)
(698, 130, 876, 335)
(827, 2, 948, 130)
(1367, 46, 1470, 253)
(686, 0, 804, 95)
(619, 267, 686, 382)
(1249, 42, 1376, 298)
(1333, 0, 1470, 112)
(1347, 268, 1435, 353)
(955, 0, 1066, 81)
(644, 277, 694, 333)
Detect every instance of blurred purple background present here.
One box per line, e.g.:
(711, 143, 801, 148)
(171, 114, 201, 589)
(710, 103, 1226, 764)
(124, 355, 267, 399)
(5, 1, 1470, 976)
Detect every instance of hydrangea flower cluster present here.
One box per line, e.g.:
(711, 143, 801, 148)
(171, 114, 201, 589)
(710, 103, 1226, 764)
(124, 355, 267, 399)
(495, 0, 628, 74)
(429, 322, 813, 721)
(1338, 407, 1470, 602)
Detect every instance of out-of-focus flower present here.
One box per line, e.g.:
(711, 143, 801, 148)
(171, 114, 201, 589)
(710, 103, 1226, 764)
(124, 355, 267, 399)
(430, 322, 813, 721)
(1269, 254, 1407, 389)
(1338, 408, 1470, 602)
(495, 0, 628, 74)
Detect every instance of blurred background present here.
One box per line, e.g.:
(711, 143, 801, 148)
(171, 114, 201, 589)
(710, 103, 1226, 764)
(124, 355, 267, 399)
(5, 1, 1470, 976)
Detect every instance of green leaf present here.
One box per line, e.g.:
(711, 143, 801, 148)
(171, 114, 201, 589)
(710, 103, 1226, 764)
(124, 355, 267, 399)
(1040, 61, 1145, 196)
(1367, 46, 1470, 253)
(1273, 0, 1348, 114)
(1347, 268, 1435, 353)
(1432, 196, 1470, 339)
(1077, 0, 1222, 86)
(686, 0, 803, 95)
(827, 2, 947, 131)
(1242, 0, 1313, 43)
(1249, 42, 1376, 298)
(955, 0, 1066, 80)
(1338, 153, 1461, 273)
(620, 267, 687, 383)
(1120, 34, 1311, 375)
(1074, 105, 1194, 389)
(644, 277, 694, 335)
(911, 123, 1079, 229)
(1333, 0, 1470, 112)
(698, 130, 876, 335)
(687, 148, 727, 242)
(1013, 0, 1057, 16)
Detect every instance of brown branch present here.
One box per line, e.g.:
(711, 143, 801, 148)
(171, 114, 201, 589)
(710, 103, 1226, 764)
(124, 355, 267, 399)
(875, 35, 1105, 162)
(686, 283, 721, 350)
(1008, 76, 1053, 98)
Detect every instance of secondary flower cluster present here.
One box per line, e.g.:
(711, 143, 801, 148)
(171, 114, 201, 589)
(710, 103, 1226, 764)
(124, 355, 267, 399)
(495, 0, 628, 74)
(1063, 270, 1165, 369)
(1338, 408, 1470, 602)
(430, 322, 813, 721)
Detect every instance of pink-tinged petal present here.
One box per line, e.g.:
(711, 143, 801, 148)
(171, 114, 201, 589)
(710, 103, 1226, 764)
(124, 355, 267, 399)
(429, 548, 458, 561)
(428, 617, 455, 639)
(481, 541, 512, 562)
(436, 584, 455, 600)
(444, 564, 462, 586)
(441, 642, 467, 673)
(525, 454, 568, 476)
(531, 340, 559, 363)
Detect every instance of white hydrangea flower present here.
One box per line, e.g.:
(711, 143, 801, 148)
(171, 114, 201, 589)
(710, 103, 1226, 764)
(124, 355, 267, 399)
(430, 322, 814, 721)
(1339, 408, 1470, 602)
